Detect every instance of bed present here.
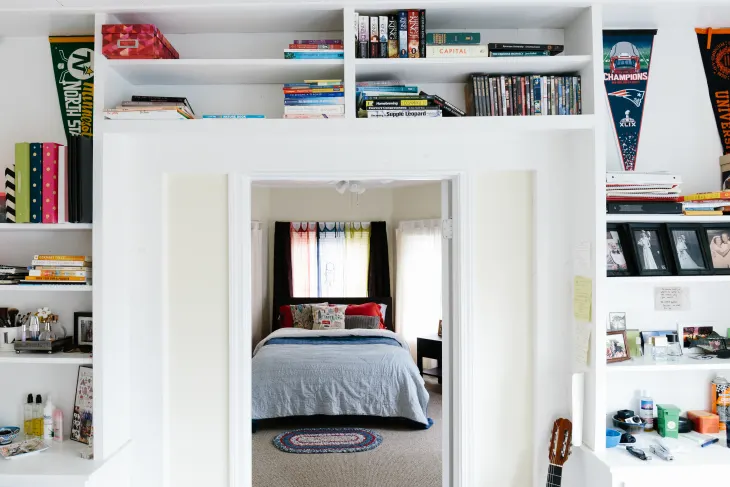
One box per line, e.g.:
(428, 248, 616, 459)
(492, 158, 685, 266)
(252, 297, 432, 428)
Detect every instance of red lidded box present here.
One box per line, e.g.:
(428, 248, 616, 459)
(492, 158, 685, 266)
(102, 24, 179, 60)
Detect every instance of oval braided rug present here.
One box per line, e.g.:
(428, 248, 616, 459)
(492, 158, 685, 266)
(273, 427, 382, 454)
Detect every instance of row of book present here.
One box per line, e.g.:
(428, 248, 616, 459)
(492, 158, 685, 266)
(0, 255, 92, 286)
(3, 137, 91, 224)
(466, 74, 582, 116)
(355, 10, 425, 58)
(284, 39, 343, 59)
(104, 96, 196, 120)
(355, 81, 465, 118)
(283, 79, 345, 118)
(680, 191, 730, 216)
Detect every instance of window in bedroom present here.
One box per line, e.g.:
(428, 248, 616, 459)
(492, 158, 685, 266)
(291, 221, 371, 297)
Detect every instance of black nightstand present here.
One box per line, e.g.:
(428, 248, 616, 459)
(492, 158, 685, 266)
(417, 335, 442, 384)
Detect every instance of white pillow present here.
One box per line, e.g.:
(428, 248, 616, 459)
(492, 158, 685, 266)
(312, 304, 347, 330)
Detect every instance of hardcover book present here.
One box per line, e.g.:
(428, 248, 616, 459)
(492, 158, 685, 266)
(398, 11, 408, 58)
(358, 16, 369, 58)
(284, 50, 344, 59)
(370, 16, 379, 58)
(489, 50, 550, 57)
(14, 143, 30, 223)
(354, 12, 359, 58)
(488, 43, 564, 55)
(379, 16, 388, 58)
(418, 10, 426, 58)
(387, 15, 398, 58)
(42, 143, 60, 223)
(426, 45, 488, 57)
(407, 10, 419, 58)
(29, 143, 42, 223)
(367, 109, 441, 118)
(427, 32, 480, 44)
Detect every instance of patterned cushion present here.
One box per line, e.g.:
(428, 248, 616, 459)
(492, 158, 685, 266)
(312, 304, 347, 330)
(345, 315, 380, 330)
(291, 303, 327, 330)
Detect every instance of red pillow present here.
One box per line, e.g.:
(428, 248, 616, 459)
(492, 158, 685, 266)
(345, 302, 385, 329)
(279, 305, 294, 328)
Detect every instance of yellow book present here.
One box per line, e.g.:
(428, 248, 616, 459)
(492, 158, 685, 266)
(24, 276, 87, 282)
(683, 210, 724, 216)
(32, 255, 91, 261)
(681, 191, 730, 202)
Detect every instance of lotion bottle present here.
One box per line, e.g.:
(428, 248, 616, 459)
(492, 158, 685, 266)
(43, 397, 54, 440)
(52, 407, 63, 442)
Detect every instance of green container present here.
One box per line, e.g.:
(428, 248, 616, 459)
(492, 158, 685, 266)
(656, 404, 680, 438)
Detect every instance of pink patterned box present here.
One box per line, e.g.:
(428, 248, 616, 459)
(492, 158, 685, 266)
(102, 24, 179, 60)
(42, 143, 60, 224)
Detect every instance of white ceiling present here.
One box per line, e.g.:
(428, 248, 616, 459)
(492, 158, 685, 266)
(252, 179, 441, 189)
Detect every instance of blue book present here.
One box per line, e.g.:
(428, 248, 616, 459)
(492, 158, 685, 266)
(355, 86, 418, 93)
(398, 11, 408, 58)
(283, 51, 344, 59)
(283, 82, 342, 88)
(202, 114, 266, 119)
(284, 92, 344, 98)
(284, 98, 346, 105)
(29, 143, 42, 223)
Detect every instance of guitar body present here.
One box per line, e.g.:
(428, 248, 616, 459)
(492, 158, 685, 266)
(547, 418, 573, 487)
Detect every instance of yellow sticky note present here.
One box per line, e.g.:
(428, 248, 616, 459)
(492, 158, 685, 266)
(573, 276, 592, 322)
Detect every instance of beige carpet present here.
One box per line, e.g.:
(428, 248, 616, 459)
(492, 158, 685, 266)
(253, 378, 442, 487)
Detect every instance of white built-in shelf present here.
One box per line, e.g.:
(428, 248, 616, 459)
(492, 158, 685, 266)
(355, 55, 593, 83)
(606, 214, 730, 223)
(0, 351, 92, 365)
(0, 437, 99, 487)
(0, 223, 91, 231)
(607, 275, 730, 284)
(607, 355, 730, 372)
(108, 59, 345, 85)
(0, 285, 92, 292)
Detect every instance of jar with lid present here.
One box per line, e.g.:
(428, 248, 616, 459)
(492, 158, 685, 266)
(667, 333, 682, 361)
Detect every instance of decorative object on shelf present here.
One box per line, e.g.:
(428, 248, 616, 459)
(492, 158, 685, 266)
(656, 404, 680, 438)
(608, 312, 626, 331)
(691, 331, 728, 355)
(0, 426, 19, 445)
(666, 332, 683, 359)
(4, 166, 15, 223)
(71, 365, 93, 444)
(0, 437, 49, 459)
(438, 319, 442, 337)
(679, 325, 714, 349)
(665, 224, 712, 275)
(49, 36, 95, 142)
(701, 224, 730, 273)
(626, 330, 641, 357)
(687, 410, 720, 434)
(605, 428, 621, 448)
(606, 330, 630, 363)
(545, 418, 572, 487)
(606, 224, 634, 276)
(640, 330, 675, 355)
(102, 24, 179, 60)
(74, 312, 93, 353)
(0, 307, 22, 352)
(603, 29, 657, 171)
(695, 28, 730, 188)
(626, 223, 672, 276)
(613, 412, 647, 433)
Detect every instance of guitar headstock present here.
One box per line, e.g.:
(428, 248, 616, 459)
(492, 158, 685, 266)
(548, 418, 573, 466)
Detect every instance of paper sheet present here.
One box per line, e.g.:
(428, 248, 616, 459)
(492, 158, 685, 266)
(573, 276, 592, 322)
(654, 286, 689, 311)
(574, 325, 591, 366)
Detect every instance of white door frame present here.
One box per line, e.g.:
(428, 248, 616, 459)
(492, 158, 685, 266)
(228, 170, 473, 487)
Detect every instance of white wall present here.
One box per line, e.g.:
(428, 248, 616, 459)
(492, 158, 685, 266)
(167, 175, 229, 487)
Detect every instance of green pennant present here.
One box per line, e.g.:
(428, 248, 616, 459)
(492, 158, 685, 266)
(49, 36, 95, 142)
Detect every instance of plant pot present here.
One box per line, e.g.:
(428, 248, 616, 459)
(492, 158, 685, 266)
(0, 326, 21, 352)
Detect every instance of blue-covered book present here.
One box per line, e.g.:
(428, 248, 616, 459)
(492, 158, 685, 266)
(284, 92, 344, 98)
(355, 85, 418, 93)
(284, 98, 346, 105)
(284, 50, 344, 59)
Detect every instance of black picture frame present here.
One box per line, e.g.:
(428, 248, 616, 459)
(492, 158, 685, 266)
(700, 223, 730, 275)
(626, 223, 673, 276)
(665, 224, 713, 275)
(606, 223, 635, 277)
(74, 312, 92, 353)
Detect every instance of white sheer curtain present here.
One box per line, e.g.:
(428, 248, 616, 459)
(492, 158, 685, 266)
(396, 219, 442, 362)
(291, 222, 318, 297)
(250, 221, 267, 346)
(344, 222, 370, 297)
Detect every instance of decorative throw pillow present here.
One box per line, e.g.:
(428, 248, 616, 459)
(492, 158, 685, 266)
(279, 305, 294, 328)
(312, 304, 347, 330)
(291, 303, 327, 330)
(345, 302, 385, 329)
(345, 315, 380, 330)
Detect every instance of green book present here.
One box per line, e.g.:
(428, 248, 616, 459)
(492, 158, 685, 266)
(489, 50, 550, 57)
(14, 143, 30, 223)
(426, 32, 480, 45)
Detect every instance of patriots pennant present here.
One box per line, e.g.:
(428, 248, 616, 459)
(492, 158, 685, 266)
(603, 30, 657, 171)
(4, 166, 15, 223)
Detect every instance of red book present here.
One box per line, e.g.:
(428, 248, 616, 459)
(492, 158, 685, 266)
(407, 11, 419, 58)
(288, 44, 343, 50)
(606, 196, 681, 202)
(283, 87, 344, 94)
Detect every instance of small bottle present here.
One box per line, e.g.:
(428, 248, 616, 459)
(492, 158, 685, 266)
(640, 390, 654, 432)
(667, 333, 682, 361)
(33, 394, 43, 438)
(634, 337, 643, 360)
(23, 394, 34, 438)
(53, 407, 63, 442)
(652, 336, 668, 362)
(644, 339, 654, 363)
(43, 397, 54, 441)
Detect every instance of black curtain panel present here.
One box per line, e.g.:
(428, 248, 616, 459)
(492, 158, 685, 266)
(273, 221, 293, 299)
(368, 221, 391, 297)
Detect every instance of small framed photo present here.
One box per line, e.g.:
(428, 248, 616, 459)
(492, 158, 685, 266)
(606, 330, 631, 363)
(666, 224, 712, 275)
(679, 325, 714, 349)
(627, 223, 672, 276)
(606, 224, 634, 277)
(74, 312, 92, 353)
(701, 224, 730, 274)
(608, 312, 627, 331)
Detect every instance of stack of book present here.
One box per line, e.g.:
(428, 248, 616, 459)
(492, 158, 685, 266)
(104, 96, 195, 120)
(466, 74, 581, 116)
(283, 80, 345, 118)
(22, 255, 92, 286)
(4, 140, 91, 224)
(680, 192, 730, 216)
(354, 10, 425, 58)
(425, 32, 487, 58)
(356, 81, 464, 118)
(606, 171, 683, 215)
(284, 39, 343, 59)
(488, 43, 564, 57)
(0, 265, 29, 285)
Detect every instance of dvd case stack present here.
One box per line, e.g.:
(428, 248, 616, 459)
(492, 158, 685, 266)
(466, 74, 581, 116)
(356, 81, 464, 118)
(284, 39, 343, 59)
(283, 80, 345, 118)
(354, 10, 426, 58)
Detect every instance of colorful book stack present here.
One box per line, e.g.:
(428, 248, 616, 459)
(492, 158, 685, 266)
(426, 32, 487, 58)
(22, 255, 91, 286)
(680, 191, 730, 216)
(283, 80, 345, 118)
(606, 172, 683, 215)
(104, 96, 195, 120)
(284, 39, 343, 59)
(487, 43, 564, 57)
(354, 10, 426, 58)
(466, 74, 582, 116)
(356, 81, 463, 118)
